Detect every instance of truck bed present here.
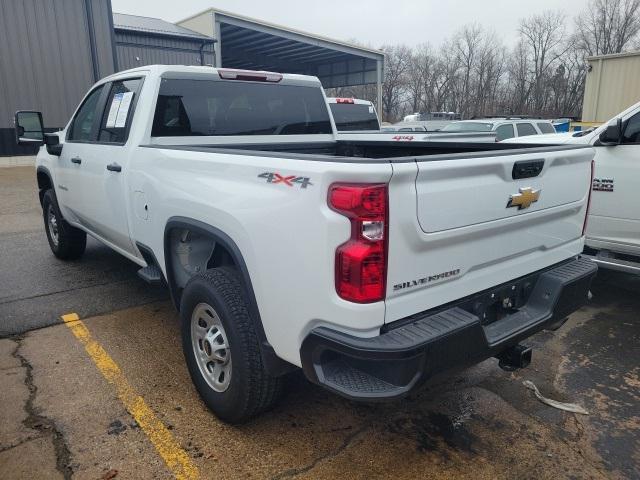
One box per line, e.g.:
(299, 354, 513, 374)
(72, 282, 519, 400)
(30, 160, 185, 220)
(144, 140, 589, 161)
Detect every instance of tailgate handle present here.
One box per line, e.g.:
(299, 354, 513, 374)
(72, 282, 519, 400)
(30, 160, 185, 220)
(512, 160, 544, 179)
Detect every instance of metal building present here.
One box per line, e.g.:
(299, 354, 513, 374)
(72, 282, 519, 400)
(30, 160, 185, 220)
(0, 0, 116, 156)
(113, 13, 215, 71)
(1, 3, 384, 157)
(582, 51, 640, 123)
(177, 8, 385, 114)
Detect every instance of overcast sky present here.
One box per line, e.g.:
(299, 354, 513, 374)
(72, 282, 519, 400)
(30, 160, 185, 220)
(111, 0, 587, 48)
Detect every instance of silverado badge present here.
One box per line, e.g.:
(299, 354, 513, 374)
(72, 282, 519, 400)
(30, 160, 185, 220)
(507, 187, 540, 210)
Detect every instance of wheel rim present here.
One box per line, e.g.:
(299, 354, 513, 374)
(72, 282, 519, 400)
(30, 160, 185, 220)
(47, 204, 59, 247)
(191, 303, 232, 393)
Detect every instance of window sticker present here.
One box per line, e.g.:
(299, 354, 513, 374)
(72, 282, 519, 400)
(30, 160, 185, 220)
(105, 93, 123, 128)
(114, 92, 134, 128)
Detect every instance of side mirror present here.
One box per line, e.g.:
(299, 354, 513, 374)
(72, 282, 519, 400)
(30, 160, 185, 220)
(598, 117, 623, 146)
(14, 111, 45, 145)
(44, 133, 62, 156)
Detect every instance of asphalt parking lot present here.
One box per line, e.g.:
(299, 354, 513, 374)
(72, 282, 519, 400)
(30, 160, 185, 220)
(1, 165, 639, 480)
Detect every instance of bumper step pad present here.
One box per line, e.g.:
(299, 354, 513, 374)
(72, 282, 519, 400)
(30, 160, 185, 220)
(137, 265, 163, 285)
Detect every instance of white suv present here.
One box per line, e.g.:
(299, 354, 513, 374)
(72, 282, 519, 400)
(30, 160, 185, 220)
(441, 118, 556, 141)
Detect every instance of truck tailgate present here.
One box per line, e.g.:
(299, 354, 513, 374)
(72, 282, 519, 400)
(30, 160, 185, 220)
(385, 145, 594, 323)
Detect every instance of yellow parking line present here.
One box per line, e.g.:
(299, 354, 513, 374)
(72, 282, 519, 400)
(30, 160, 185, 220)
(61, 313, 199, 480)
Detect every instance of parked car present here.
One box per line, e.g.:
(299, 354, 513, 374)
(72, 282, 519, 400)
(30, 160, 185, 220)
(326, 97, 380, 131)
(385, 123, 429, 132)
(15, 65, 596, 423)
(442, 118, 557, 141)
(500, 101, 640, 274)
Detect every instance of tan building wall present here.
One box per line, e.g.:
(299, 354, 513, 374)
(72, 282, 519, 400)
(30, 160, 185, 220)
(582, 51, 640, 123)
(177, 11, 214, 37)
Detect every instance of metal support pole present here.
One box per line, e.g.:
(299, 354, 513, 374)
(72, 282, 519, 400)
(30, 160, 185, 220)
(213, 14, 222, 67)
(376, 59, 383, 121)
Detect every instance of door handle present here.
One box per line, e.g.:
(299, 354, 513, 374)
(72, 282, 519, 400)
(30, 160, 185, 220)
(70, 156, 82, 164)
(106, 163, 122, 172)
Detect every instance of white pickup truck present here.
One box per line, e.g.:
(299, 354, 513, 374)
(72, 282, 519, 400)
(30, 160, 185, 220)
(502, 101, 640, 274)
(15, 65, 597, 423)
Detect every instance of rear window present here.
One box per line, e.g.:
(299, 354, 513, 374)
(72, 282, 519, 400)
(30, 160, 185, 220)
(441, 122, 493, 132)
(152, 78, 332, 136)
(537, 122, 556, 134)
(329, 103, 380, 131)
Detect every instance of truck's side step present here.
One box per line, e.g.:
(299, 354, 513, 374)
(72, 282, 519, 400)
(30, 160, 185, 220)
(583, 252, 640, 275)
(137, 265, 164, 285)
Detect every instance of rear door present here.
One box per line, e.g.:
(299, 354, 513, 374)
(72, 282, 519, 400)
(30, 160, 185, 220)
(385, 145, 594, 322)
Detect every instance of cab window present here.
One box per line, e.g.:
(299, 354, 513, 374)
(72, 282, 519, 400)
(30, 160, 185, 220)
(67, 85, 105, 142)
(622, 112, 640, 144)
(98, 78, 142, 144)
(495, 124, 515, 141)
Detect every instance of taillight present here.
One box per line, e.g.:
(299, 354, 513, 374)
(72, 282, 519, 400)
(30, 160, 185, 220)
(583, 159, 595, 236)
(329, 183, 388, 303)
(217, 68, 283, 83)
(336, 98, 355, 104)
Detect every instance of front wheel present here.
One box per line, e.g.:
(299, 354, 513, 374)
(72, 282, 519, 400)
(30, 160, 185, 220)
(180, 267, 283, 423)
(42, 189, 86, 260)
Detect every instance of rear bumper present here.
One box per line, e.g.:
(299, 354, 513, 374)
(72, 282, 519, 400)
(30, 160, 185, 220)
(300, 256, 597, 401)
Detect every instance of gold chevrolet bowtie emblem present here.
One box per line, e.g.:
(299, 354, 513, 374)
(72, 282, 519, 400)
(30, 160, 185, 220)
(507, 187, 541, 210)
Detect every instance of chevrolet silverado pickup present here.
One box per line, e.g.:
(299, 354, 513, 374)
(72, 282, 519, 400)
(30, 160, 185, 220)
(15, 65, 597, 423)
(502, 101, 640, 274)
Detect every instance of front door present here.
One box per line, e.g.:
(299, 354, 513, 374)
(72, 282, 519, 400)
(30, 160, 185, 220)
(57, 84, 106, 226)
(589, 111, 640, 252)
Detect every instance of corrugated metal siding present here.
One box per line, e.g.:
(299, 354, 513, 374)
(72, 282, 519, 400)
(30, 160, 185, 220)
(115, 31, 214, 70)
(0, 0, 115, 155)
(582, 52, 640, 122)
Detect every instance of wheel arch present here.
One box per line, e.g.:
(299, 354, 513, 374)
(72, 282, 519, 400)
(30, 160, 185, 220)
(163, 216, 294, 376)
(36, 166, 54, 206)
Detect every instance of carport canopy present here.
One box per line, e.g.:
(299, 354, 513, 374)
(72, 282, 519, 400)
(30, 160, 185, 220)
(177, 8, 385, 113)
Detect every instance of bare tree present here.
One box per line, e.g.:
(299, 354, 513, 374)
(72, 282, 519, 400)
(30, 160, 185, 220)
(575, 0, 640, 55)
(325, 5, 612, 123)
(380, 44, 412, 122)
(519, 11, 569, 114)
(504, 41, 534, 115)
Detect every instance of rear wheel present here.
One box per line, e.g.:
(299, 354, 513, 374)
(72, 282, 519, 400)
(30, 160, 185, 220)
(42, 189, 86, 260)
(180, 267, 283, 423)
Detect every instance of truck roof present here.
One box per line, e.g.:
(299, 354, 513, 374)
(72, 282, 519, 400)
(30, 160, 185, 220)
(100, 65, 323, 87)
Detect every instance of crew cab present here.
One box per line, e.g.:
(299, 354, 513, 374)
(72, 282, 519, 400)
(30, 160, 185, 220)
(501, 101, 640, 274)
(15, 65, 597, 423)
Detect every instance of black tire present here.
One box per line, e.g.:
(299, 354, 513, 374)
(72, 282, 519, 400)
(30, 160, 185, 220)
(42, 189, 86, 260)
(180, 267, 283, 423)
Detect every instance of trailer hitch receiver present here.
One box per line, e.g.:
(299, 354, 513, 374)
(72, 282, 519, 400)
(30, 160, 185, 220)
(496, 344, 532, 371)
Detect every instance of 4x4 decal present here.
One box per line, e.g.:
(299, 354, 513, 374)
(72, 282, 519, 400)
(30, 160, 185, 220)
(258, 172, 313, 189)
(392, 135, 414, 141)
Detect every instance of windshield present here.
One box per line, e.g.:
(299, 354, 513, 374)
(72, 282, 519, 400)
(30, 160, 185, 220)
(441, 122, 494, 132)
(329, 103, 380, 131)
(152, 78, 333, 136)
